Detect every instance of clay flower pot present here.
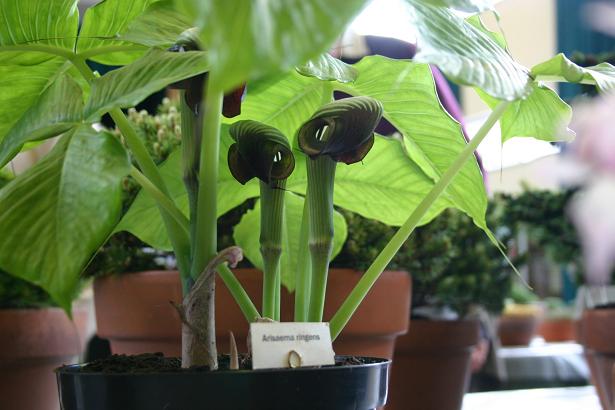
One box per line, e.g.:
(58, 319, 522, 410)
(386, 319, 480, 410)
(498, 314, 540, 346)
(0, 308, 81, 410)
(538, 318, 575, 342)
(94, 269, 411, 360)
(581, 307, 615, 410)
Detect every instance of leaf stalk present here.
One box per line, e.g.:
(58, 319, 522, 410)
(329, 100, 511, 339)
(306, 155, 336, 322)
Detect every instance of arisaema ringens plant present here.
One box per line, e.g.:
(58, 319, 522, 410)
(1, 0, 614, 374)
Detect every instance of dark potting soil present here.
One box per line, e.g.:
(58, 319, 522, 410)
(65, 352, 376, 374)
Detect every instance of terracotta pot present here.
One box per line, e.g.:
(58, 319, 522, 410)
(498, 314, 539, 346)
(581, 308, 615, 410)
(0, 308, 81, 410)
(94, 269, 411, 359)
(538, 318, 575, 342)
(386, 319, 480, 410)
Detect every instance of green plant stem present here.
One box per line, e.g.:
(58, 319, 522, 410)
(70, 56, 192, 279)
(294, 194, 311, 321)
(218, 264, 261, 321)
(182, 77, 222, 370)
(129, 166, 189, 235)
(179, 90, 201, 289)
(307, 156, 336, 322)
(329, 100, 511, 340)
(191, 78, 223, 278)
(260, 179, 286, 319)
(274, 267, 281, 321)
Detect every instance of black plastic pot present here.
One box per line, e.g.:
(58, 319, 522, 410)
(56, 356, 390, 410)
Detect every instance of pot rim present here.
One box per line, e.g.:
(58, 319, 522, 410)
(56, 355, 390, 376)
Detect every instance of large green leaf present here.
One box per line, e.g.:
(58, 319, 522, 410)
(288, 137, 452, 227)
(184, 0, 369, 91)
(0, 0, 79, 50)
(478, 83, 575, 143)
(0, 1, 80, 142)
(85, 49, 208, 119)
(0, 74, 84, 168)
(116, 126, 260, 250)
(296, 54, 358, 83)
(0, 56, 68, 142)
(408, 1, 530, 100)
(338, 56, 487, 230)
(233, 192, 347, 292)
(531, 53, 615, 93)
(119, 0, 192, 48)
(77, 0, 159, 65)
(0, 127, 130, 310)
(224, 71, 324, 138)
(466, 15, 507, 49)
(412, 0, 494, 12)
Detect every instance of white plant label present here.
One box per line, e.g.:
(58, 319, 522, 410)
(250, 322, 336, 370)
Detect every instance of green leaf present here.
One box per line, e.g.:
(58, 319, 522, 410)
(289, 137, 452, 227)
(117, 126, 260, 250)
(412, 0, 494, 12)
(477, 83, 575, 143)
(338, 56, 488, 230)
(119, 0, 192, 48)
(233, 192, 347, 292)
(77, 0, 160, 65)
(296, 54, 358, 83)
(224, 72, 325, 139)
(408, 1, 530, 100)
(185, 0, 369, 91)
(466, 15, 507, 49)
(0, 74, 84, 168)
(0, 0, 79, 50)
(531, 53, 615, 93)
(0, 127, 130, 310)
(0, 1, 81, 142)
(0, 56, 69, 142)
(85, 49, 208, 119)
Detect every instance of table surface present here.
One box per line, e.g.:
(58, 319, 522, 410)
(462, 386, 601, 410)
(497, 341, 590, 385)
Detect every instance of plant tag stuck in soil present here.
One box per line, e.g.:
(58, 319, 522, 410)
(250, 322, 335, 370)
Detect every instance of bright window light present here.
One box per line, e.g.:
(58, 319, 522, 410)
(349, 0, 417, 43)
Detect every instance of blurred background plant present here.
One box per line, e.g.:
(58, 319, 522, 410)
(334, 204, 513, 318)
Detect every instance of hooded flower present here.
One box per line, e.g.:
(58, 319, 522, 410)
(297, 96, 383, 164)
(228, 120, 295, 185)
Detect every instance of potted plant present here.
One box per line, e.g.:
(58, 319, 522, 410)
(0, 168, 82, 410)
(498, 282, 542, 346)
(0, 1, 610, 409)
(494, 188, 584, 344)
(539, 297, 576, 342)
